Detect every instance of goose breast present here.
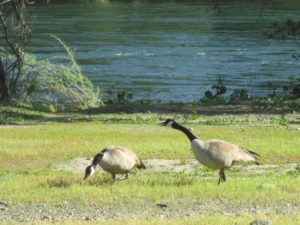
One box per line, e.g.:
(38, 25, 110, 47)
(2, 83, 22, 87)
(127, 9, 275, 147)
(191, 139, 234, 169)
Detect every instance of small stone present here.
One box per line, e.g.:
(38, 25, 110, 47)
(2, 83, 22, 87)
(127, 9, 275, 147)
(156, 203, 167, 209)
(0, 201, 9, 207)
(249, 219, 273, 225)
(41, 215, 50, 220)
(257, 184, 275, 190)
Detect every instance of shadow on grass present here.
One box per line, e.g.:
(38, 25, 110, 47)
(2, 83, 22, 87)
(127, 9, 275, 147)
(0, 110, 95, 125)
(134, 175, 195, 187)
(45, 173, 197, 189)
(46, 176, 113, 188)
(84, 103, 253, 115)
(1, 102, 299, 125)
(85, 102, 295, 115)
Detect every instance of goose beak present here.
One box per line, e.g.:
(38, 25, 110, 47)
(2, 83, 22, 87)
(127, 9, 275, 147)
(83, 174, 89, 181)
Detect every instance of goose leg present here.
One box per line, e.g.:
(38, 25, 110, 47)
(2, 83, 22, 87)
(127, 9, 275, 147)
(218, 169, 226, 185)
(111, 174, 116, 184)
(112, 173, 129, 184)
(116, 172, 129, 183)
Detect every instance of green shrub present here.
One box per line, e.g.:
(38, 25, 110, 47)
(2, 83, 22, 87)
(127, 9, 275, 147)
(0, 35, 102, 111)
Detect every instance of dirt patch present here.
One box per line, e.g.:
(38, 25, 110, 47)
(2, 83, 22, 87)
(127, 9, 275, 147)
(52, 158, 299, 176)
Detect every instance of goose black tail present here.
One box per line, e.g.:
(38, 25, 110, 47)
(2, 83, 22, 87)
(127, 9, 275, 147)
(246, 149, 261, 163)
(242, 147, 261, 160)
(248, 150, 261, 158)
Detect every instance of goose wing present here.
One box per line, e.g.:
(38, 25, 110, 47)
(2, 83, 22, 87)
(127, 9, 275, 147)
(99, 147, 138, 173)
(206, 140, 260, 164)
(112, 146, 138, 159)
(103, 146, 140, 164)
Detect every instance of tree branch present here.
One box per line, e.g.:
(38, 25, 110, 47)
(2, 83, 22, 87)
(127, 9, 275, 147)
(0, 0, 12, 7)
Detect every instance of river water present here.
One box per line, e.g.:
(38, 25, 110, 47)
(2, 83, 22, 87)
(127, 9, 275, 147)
(30, 0, 300, 102)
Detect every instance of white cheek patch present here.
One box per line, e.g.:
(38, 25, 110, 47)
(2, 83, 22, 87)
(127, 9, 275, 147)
(166, 121, 174, 127)
(90, 167, 96, 176)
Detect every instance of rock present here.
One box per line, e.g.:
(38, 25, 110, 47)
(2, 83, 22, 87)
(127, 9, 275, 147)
(249, 219, 273, 225)
(0, 201, 9, 207)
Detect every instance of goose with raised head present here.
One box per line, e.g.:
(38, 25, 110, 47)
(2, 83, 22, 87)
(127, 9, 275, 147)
(161, 119, 260, 184)
(83, 146, 146, 183)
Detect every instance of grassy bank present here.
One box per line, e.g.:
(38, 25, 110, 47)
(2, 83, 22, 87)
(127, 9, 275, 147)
(1, 168, 299, 204)
(0, 122, 299, 170)
(0, 105, 299, 224)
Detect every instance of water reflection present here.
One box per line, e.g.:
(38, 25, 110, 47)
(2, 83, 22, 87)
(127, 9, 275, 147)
(30, 1, 300, 102)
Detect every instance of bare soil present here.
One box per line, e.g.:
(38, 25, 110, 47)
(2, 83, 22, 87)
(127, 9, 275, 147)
(52, 157, 298, 176)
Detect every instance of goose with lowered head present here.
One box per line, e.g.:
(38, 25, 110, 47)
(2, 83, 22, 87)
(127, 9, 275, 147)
(83, 146, 146, 183)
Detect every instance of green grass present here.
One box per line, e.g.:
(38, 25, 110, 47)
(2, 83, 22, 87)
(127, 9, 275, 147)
(0, 123, 299, 170)
(0, 106, 299, 223)
(0, 120, 299, 203)
(0, 169, 299, 205)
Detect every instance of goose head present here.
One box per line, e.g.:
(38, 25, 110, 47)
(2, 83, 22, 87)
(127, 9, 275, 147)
(137, 159, 146, 169)
(160, 119, 176, 128)
(83, 153, 104, 180)
(83, 165, 96, 181)
(161, 119, 196, 141)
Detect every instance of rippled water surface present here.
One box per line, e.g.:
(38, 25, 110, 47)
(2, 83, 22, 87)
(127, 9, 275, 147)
(30, 1, 300, 102)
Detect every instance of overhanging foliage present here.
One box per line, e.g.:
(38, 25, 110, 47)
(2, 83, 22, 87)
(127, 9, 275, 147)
(0, 35, 102, 110)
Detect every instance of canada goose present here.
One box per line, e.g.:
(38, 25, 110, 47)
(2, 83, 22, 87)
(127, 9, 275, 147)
(161, 119, 260, 184)
(83, 146, 146, 183)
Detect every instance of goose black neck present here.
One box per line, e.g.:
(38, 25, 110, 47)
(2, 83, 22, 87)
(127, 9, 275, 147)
(173, 123, 197, 142)
(92, 153, 104, 166)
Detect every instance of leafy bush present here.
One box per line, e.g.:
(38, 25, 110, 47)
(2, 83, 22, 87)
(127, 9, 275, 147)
(265, 19, 300, 40)
(230, 89, 250, 101)
(104, 90, 133, 104)
(292, 83, 300, 97)
(202, 76, 227, 101)
(0, 35, 102, 111)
